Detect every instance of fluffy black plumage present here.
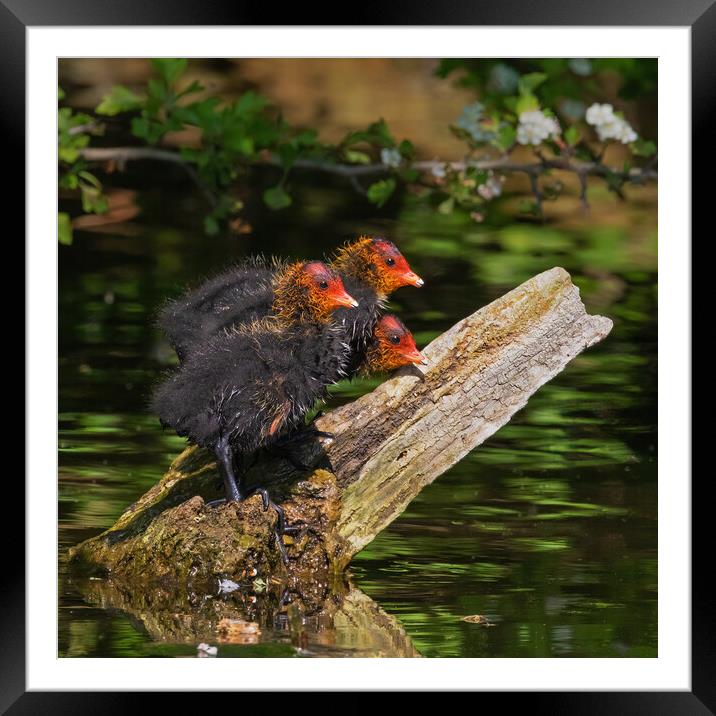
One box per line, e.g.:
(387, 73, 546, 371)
(332, 276, 384, 376)
(157, 257, 276, 362)
(152, 318, 350, 455)
(159, 259, 384, 374)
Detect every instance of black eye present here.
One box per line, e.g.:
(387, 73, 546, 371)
(385, 258, 395, 267)
(389, 335, 400, 344)
(319, 280, 329, 289)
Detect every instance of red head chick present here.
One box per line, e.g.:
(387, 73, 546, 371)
(332, 236, 424, 298)
(364, 314, 427, 373)
(272, 260, 358, 324)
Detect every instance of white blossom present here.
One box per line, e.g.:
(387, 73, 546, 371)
(516, 110, 561, 146)
(478, 174, 504, 201)
(585, 103, 615, 126)
(586, 103, 638, 144)
(380, 148, 402, 168)
(430, 164, 447, 178)
(596, 118, 638, 144)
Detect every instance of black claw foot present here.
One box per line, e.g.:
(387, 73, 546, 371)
(246, 490, 301, 565)
(209, 485, 299, 566)
(248, 487, 271, 511)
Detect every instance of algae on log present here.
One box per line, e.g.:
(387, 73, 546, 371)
(69, 267, 613, 583)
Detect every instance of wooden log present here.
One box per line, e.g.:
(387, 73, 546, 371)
(69, 267, 612, 583)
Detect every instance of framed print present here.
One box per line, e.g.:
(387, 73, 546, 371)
(9, 0, 706, 710)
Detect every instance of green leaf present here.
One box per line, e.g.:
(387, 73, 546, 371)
(80, 185, 108, 214)
(398, 139, 415, 160)
(503, 96, 518, 113)
(343, 149, 371, 165)
(77, 170, 102, 188)
(59, 172, 78, 190)
(438, 196, 455, 215)
(151, 58, 188, 86)
(518, 72, 547, 94)
(515, 93, 540, 115)
(130, 116, 166, 144)
(204, 214, 220, 235)
(343, 119, 395, 149)
(176, 79, 204, 99)
(58, 212, 73, 245)
(278, 143, 301, 169)
(58, 86, 65, 101)
(130, 116, 150, 139)
(147, 78, 167, 104)
(179, 147, 203, 163)
(174, 97, 221, 127)
(78, 171, 108, 213)
(366, 178, 396, 207)
(292, 129, 317, 147)
(234, 91, 268, 117)
(58, 146, 80, 163)
(96, 85, 143, 116)
(564, 125, 581, 146)
(224, 128, 255, 155)
(263, 185, 292, 210)
(400, 168, 420, 183)
(631, 138, 656, 157)
(494, 124, 516, 151)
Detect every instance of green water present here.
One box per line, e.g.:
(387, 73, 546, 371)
(59, 180, 657, 658)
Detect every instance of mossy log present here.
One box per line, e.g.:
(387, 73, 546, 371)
(69, 267, 613, 587)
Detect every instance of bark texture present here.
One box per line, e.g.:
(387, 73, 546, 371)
(69, 267, 612, 583)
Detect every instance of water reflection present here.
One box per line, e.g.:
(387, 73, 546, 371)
(59, 178, 656, 658)
(61, 573, 419, 658)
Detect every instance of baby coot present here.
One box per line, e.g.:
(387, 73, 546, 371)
(329, 236, 423, 375)
(151, 261, 358, 560)
(158, 236, 423, 375)
(361, 314, 427, 373)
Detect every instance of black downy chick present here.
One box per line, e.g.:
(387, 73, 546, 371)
(152, 261, 358, 561)
(158, 237, 423, 376)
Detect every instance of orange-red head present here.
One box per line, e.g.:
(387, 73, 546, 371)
(364, 314, 427, 373)
(332, 236, 424, 297)
(273, 260, 358, 324)
(302, 261, 359, 309)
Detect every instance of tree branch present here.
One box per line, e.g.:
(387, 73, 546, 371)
(78, 146, 657, 187)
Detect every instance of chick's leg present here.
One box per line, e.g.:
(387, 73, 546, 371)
(215, 435, 242, 503)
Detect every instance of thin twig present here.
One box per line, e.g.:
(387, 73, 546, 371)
(78, 145, 657, 212)
(79, 146, 657, 184)
(526, 169, 543, 218)
(80, 146, 217, 207)
(577, 170, 589, 210)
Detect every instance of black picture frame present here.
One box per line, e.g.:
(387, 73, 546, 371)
(8, 1, 704, 711)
